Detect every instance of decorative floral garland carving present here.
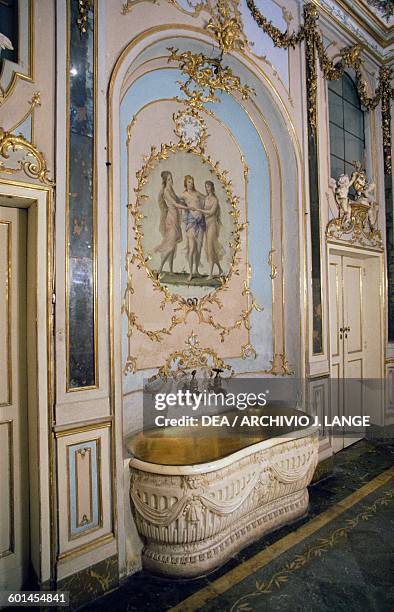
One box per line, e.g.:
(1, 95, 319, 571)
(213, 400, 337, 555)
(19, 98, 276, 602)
(246, 0, 394, 174)
(0, 128, 54, 186)
(76, 0, 93, 34)
(246, 0, 308, 48)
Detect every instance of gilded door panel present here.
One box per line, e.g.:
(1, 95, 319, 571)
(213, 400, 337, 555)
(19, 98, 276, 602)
(75, 447, 93, 529)
(0, 208, 28, 590)
(344, 263, 363, 356)
(331, 362, 341, 378)
(329, 254, 344, 452)
(343, 257, 365, 448)
(329, 257, 342, 362)
(68, 439, 102, 539)
(344, 358, 363, 419)
(346, 358, 363, 379)
(0, 421, 13, 557)
(343, 357, 363, 447)
(56, 425, 112, 557)
(0, 221, 11, 406)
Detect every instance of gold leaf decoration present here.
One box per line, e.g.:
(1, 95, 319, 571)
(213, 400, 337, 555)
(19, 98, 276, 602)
(206, 0, 246, 55)
(167, 47, 255, 110)
(147, 332, 234, 383)
(245, 0, 394, 174)
(0, 128, 54, 186)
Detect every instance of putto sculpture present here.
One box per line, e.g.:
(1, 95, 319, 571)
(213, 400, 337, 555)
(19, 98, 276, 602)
(330, 173, 353, 225)
(327, 161, 382, 249)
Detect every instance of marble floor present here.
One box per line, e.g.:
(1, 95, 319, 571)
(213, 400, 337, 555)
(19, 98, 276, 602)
(82, 440, 394, 612)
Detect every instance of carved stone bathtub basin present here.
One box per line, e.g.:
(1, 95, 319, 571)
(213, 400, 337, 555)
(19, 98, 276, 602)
(126, 407, 319, 578)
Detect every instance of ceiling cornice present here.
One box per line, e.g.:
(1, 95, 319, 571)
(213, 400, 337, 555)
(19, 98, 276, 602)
(338, 0, 393, 42)
(309, 0, 393, 65)
(311, 0, 393, 52)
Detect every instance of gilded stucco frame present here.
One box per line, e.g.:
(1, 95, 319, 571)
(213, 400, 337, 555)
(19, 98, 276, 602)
(123, 131, 260, 373)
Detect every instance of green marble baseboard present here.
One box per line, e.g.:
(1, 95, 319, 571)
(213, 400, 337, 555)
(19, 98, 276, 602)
(56, 555, 118, 610)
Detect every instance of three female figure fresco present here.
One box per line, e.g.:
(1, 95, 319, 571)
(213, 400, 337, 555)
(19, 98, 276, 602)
(155, 172, 224, 281)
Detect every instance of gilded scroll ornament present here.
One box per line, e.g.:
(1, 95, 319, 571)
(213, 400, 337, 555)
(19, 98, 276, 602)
(121, 0, 243, 25)
(147, 332, 234, 383)
(167, 47, 255, 108)
(241, 343, 257, 359)
(122, 0, 158, 13)
(268, 249, 277, 280)
(206, 0, 246, 55)
(327, 163, 382, 249)
(246, 1, 394, 174)
(0, 129, 54, 186)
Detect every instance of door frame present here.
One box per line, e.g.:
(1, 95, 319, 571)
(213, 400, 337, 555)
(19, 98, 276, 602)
(327, 242, 385, 451)
(0, 179, 54, 586)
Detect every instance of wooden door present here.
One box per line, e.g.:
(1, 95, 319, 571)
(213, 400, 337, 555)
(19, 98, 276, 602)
(0, 207, 29, 589)
(329, 253, 366, 451)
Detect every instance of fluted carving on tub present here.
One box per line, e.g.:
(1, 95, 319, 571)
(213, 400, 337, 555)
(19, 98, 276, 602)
(269, 460, 314, 484)
(269, 441, 316, 484)
(130, 490, 189, 527)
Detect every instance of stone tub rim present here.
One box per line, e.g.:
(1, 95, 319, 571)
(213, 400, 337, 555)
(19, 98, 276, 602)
(127, 424, 319, 475)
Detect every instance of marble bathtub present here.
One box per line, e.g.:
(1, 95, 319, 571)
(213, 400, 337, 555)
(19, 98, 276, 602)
(126, 408, 319, 578)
